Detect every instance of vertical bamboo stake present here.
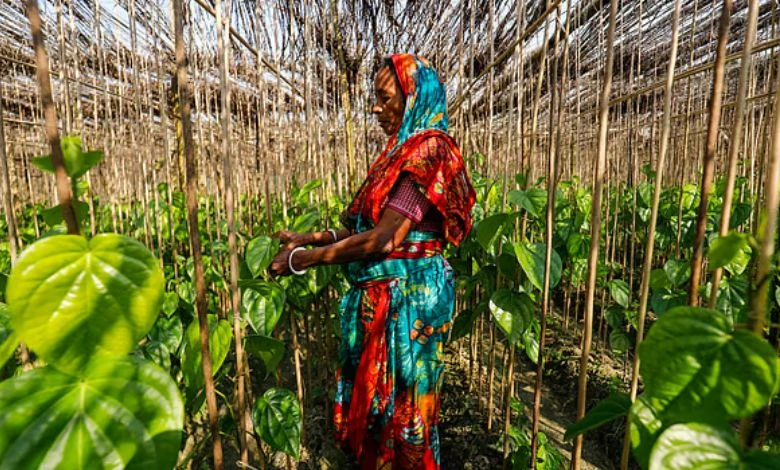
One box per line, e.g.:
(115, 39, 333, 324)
(0, 87, 18, 261)
(532, 0, 567, 464)
(689, 0, 733, 304)
(708, 0, 759, 306)
(739, 53, 780, 446)
(620, 1, 683, 467)
(215, 0, 248, 464)
(173, 0, 224, 466)
(572, 0, 618, 467)
(25, 0, 78, 235)
(330, 0, 356, 193)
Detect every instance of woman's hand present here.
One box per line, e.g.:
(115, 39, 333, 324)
(268, 249, 293, 277)
(274, 231, 311, 251)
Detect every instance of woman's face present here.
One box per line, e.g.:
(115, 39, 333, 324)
(372, 65, 405, 136)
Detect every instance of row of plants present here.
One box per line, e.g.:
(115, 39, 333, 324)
(0, 139, 777, 468)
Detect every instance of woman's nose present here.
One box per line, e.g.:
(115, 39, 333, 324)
(371, 103, 382, 114)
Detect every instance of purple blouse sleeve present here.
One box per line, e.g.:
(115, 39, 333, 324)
(386, 176, 433, 223)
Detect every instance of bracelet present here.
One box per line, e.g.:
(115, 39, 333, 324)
(288, 247, 307, 276)
(327, 228, 338, 243)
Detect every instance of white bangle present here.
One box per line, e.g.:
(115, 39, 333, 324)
(327, 228, 338, 243)
(288, 247, 307, 276)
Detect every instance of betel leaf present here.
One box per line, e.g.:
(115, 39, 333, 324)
(610, 329, 631, 354)
(489, 289, 534, 346)
(149, 314, 184, 354)
(663, 259, 691, 287)
(294, 179, 322, 206)
(708, 232, 751, 275)
(630, 395, 665, 469)
(252, 388, 302, 458)
(649, 423, 780, 470)
(41, 201, 90, 227)
(181, 315, 232, 400)
(507, 188, 547, 218)
(6, 234, 164, 373)
(0, 303, 16, 369)
(291, 210, 319, 233)
(639, 307, 779, 424)
(476, 213, 510, 252)
(245, 334, 285, 372)
(564, 392, 631, 441)
(0, 356, 183, 470)
(161, 291, 179, 317)
(242, 281, 286, 335)
(515, 242, 562, 291)
(649, 288, 687, 316)
(608, 279, 631, 308)
(245, 236, 276, 279)
(31, 136, 103, 179)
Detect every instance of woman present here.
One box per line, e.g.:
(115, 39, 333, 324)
(269, 54, 475, 469)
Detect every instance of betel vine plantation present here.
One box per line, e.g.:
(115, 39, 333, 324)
(0, 0, 779, 469)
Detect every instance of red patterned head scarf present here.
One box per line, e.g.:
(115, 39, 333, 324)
(344, 54, 475, 246)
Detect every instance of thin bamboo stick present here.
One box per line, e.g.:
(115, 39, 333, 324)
(173, 0, 224, 466)
(620, 0, 683, 467)
(689, 0, 733, 305)
(572, 0, 619, 467)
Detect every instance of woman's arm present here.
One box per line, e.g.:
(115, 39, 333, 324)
(276, 228, 353, 250)
(269, 209, 414, 276)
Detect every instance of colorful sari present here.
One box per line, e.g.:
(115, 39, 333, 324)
(335, 54, 476, 469)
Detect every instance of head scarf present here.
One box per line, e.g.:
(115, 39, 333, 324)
(345, 54, 475, 246)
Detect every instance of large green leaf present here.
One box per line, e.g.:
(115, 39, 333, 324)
(663, 259, 691, 287)
(242, 281, 286, 335)
(6, 234, 164, 373)
(245, 334, 285, 372)
(639, 307, 779, 424)
(609, 279, 631, 308)
(149, 314, 184, 354)
(565, 392, 631, 441)
(489, 289, 534, 345)
(610, 329, 631, 354)
(245, 236, 276, 279)
(252, 388, 302, 458)
(0, 356, 183, 469)
(514, 242, 562, 291)
(181, 315, 232, 399)
(291, 210, 319, 233)
(507, 188, 547, 218)
(708, 232, 751, 275)
(476, 213, 510, 252)
(649, 423, 780, 470)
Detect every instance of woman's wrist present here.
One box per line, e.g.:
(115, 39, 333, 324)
(295, 247, 320, 270)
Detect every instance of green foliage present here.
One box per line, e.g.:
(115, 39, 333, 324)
(0, 356, 182, 469)
(489, 289, 534, 346)
(514, 242, 562, 291)
(252, 388, 302, 458)
(181, 315, 232, 403)
(241, 281, 286, 335)
(650, 423, 780, 470)
(245, 236, 277, 278)
(245, 334, 285, 372)
(6, 234, 164, 373)
(564, 392, 631, 441)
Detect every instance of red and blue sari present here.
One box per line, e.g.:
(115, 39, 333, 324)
(335, 54, 476, 469)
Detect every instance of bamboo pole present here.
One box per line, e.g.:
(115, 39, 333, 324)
(572, 0, 619, 467)
(620, 0, 683, 467)
(689, 0, 733, 305)
(173, 0, 224, 466)
(708, 0, 759, 306)
(739, 52, 780, 446)
(215, 0, 248, 464)
(24, 0, 78, 236)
